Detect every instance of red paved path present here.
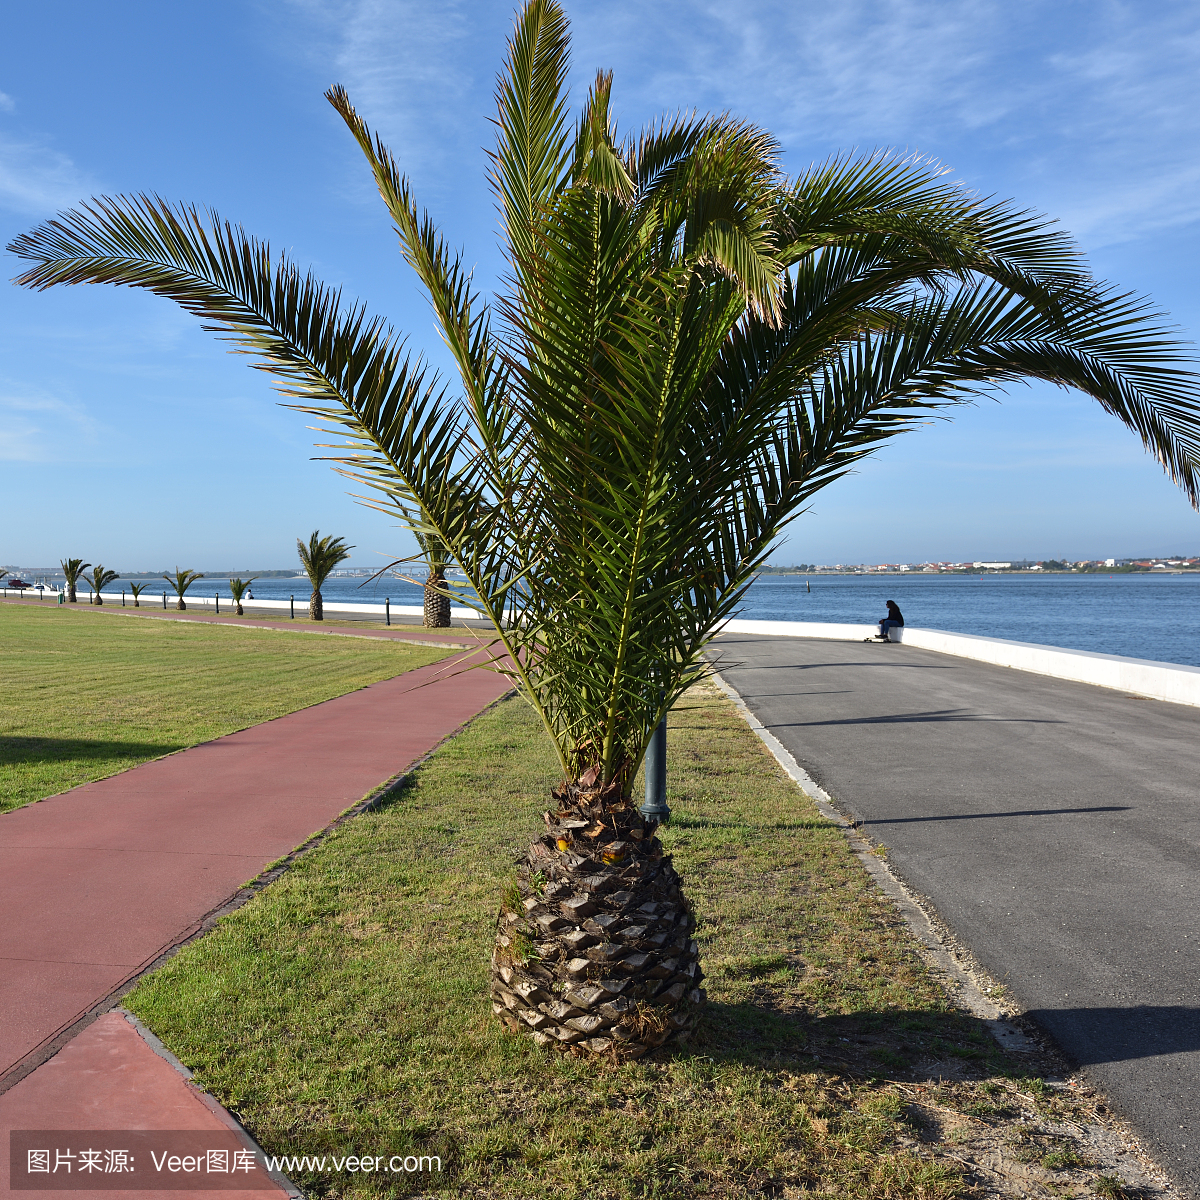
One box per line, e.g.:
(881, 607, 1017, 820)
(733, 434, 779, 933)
(0, 1012, 290, 1197)
(0, 648, 511, 1086)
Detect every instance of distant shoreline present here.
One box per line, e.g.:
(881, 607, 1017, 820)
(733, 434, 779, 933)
(756, 568, 1199, 576)
(5, 565, 1197, 580)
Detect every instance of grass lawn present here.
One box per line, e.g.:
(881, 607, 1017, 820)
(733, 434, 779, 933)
(125, 685, 1115, 1199)
(0, 604, 452, 813)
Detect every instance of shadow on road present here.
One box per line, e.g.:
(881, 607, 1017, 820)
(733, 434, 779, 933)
(1029, 1005, 1200, 1065)
(767, 708, 1065, 728)
(740, 690, 855, 699)
(865, 805, 1132, 825)
(714, 658, 956, 672)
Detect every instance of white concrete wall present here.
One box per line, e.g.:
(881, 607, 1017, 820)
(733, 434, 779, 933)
(721, 618, 1200, 708)
(89, 591, 478, 620)
(893, 626, 1200, 707)
(723, 618, 880, 641)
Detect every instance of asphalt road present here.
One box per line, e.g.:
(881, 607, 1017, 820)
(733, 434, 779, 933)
(711, 633, 1200, 1195)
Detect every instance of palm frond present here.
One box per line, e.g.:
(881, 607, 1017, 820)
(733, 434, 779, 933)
(489, 0, 573, 270)
(297, 530, 354, 591)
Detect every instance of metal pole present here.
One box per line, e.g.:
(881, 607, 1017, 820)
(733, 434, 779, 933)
(290, 594, 295, 619)
(385, 597, 390, 626)
(162, 592, 166, 609)
(122, 591, 125, 607)
(640, 712, 670, 823)
(215, 593, 219, 614)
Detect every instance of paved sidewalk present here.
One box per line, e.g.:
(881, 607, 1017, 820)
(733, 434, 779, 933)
(0, 648, 511, 1088)
(0, 1012, 294, 1197)
(713, 632, 1200, 1197)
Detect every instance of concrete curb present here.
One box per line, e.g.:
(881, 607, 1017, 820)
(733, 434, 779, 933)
(120, 1010, 303, 1198)
(720, 619, 1200, 708)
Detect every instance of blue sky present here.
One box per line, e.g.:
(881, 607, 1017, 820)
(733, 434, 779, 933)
(2, 0, 1198, 570)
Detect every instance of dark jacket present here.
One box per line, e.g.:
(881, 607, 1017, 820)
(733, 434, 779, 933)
(885, 602, 904, 625)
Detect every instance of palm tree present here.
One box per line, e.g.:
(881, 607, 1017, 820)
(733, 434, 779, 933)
(376, 512, 454, 625)
(415, 530, 452, 628)
(296, 531, 353, 620)
(9, 0, 1198, 1058)
(128, 581, 148, 607)
(228, 576, 255, 616)
(85, 564, 120, 606)
(163, 567, 204, 611)
(60, 559, 90, 604)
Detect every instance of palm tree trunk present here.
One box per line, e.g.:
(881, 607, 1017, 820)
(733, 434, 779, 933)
(423, 570, 450, 627)
(177, 596, 186, 610)
(133, 597, 140, 608)
(67, 584, 76, 603)
(95, 592, 104, 606)
(235, 601, 244, 616)
(310, 591, 323, 620)
(490, 779, 704, 1060)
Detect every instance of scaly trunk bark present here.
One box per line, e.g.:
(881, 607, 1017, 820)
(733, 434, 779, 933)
(235, 601, 244, 616)
(133, 597, 140, 607)
(67, 584, 76, 603)
(176, 597, 186, 610)
(423, 570, 450, 627)
(490, 777, 704, 1060)
(310, 591, 323, 621)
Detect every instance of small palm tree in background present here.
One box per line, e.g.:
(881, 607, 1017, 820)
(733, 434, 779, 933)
(60, 559, 90, 604)
(163, 567, 204, 611)
(128, 581, 147, 607)
(377, 511, 454, 625)
(228, 577, 255, 616)
(85, 564, 120, 606)
(416, 531, 451, 628)
(297, 531, 352, 620)
(10, 0, 1199, 1057)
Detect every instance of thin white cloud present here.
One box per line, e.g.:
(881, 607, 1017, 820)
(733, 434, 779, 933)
(0, 391, 98, 462)
(0, 133, 97, 216)
(261, 1, 1200, 259)
(0, 92, 15, 113)
(567, 0, 1200, 248)
(281, 0, 489, 192)
(568, 0, 1016, 146)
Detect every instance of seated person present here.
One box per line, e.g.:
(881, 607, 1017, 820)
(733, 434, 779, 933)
(877, 600, 904, 641)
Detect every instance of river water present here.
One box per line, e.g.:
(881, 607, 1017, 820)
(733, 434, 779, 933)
(125, 570, 1198, 669)
(737, 573, 1200, 668)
